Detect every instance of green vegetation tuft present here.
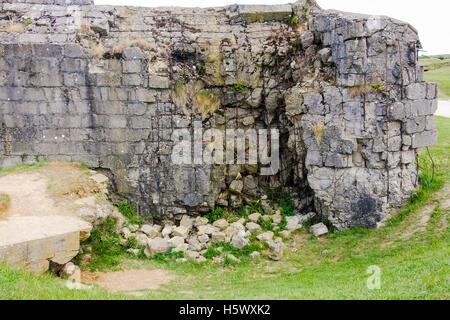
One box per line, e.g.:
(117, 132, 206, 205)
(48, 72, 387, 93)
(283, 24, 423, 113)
(290, 16, 298, 25)
(153, 250, 184, 261)
(203, 247, 221, 259)
(22, 18, 33, 26)
(233, 82, 246, 93)
(205, 206, 226, 223)
(0, 161, 48, 177)
(116, 201, 145, 226)
(373, 82, 385, 92)
(246, 198, 264, 215)
(75, 216, 124, 271)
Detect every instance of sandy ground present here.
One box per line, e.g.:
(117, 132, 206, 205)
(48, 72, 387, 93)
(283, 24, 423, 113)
(0, 172, 72, 219)
(436, 100, 450, 118)
(0, 164, 93, 247)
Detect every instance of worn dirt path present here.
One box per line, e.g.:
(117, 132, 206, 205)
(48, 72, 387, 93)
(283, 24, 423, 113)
(0, 172, 73, 219)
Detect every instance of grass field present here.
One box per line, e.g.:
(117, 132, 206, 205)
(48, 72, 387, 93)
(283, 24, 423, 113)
(0, 117, 449, 300)
(420, 54, 450, 99)
(424, 66, 450, 99)
(419, 54, 450, 70)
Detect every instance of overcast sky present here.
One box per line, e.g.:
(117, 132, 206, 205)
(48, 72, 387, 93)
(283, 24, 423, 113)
(94, 0, 449, 55)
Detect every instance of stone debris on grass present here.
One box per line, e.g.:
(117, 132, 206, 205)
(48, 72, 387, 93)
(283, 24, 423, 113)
(257, 231, 274, 242)
(70, 176, 326, 266)
(212, 219, 229, 230)
(309, 223, 329, 237)
(68, 170, 328, 267)
(285, 216, 302, 231)
(248, 212, 261, 223)
(144, 237, 170, 258)
(112, 209, 323, 264)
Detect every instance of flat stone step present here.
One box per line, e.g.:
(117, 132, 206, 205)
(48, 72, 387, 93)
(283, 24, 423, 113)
(0, 215, 91, 274)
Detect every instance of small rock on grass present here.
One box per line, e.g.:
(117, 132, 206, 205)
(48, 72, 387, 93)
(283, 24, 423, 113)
(309, 223, 328, 237)
(267, 239, 284, 261)
(231, 235, 249, 249)
(127, 248, 140, 256)
(246, 222, 262, 234)
(144, 237, 170, 257)
(257, 231, 274, 242)
(121, 227, 132, 239)
(60, 262, 81, 283)
(161, 225, 173, 237)
(279, 230, 291, 239)
(248, 212, 261, 222)
(173, 243, 189, 253)
(128, 224, 139, 232)
(135, 233, 149, 246)
(198, 234, 210, 243)
(285, 216, 301, 231)
(172, 226, 189, 238)
(180, 215, 194, 229)
(212, 219, 229, 230)
(213, 256, 224, 264)
(194, 216, 209, 227)
(196, 256, 207, 263)
(168, 236, 185, 247)
(197, 224, 218, 235)
(186, 250, 200, 259)
(226, 254, 240, 263)
(140, 224, 160, 238)
(211, 231, 225, 243)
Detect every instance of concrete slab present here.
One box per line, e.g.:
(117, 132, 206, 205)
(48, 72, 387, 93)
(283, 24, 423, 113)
(0, 215, 92, 274)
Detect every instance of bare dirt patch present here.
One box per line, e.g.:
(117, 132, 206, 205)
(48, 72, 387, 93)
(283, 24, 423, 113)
(81, 269, 175, 293)
(0, 172, 72, 219)
(0, 162, 98, 220)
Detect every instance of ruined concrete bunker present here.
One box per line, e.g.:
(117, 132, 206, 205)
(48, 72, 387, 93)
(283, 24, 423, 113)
(0, 0, 438, 230)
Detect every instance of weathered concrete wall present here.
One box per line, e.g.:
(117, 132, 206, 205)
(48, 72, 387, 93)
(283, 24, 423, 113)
(0, 0, 437, 230)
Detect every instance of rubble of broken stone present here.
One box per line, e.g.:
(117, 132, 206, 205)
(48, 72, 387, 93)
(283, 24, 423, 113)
(117, 209, 328, 264)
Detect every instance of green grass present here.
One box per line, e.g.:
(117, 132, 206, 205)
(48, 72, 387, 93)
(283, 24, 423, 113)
(0, 118, 449, 300)
(424, 66, 450, 99)
(116, 201, 145, 226)
(0, 261, 127, 300)
(420, 54, 450, 99)
(73, 216, 128, 272)
(0, 161, 48, 177)
(419, 54, 450, 70)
